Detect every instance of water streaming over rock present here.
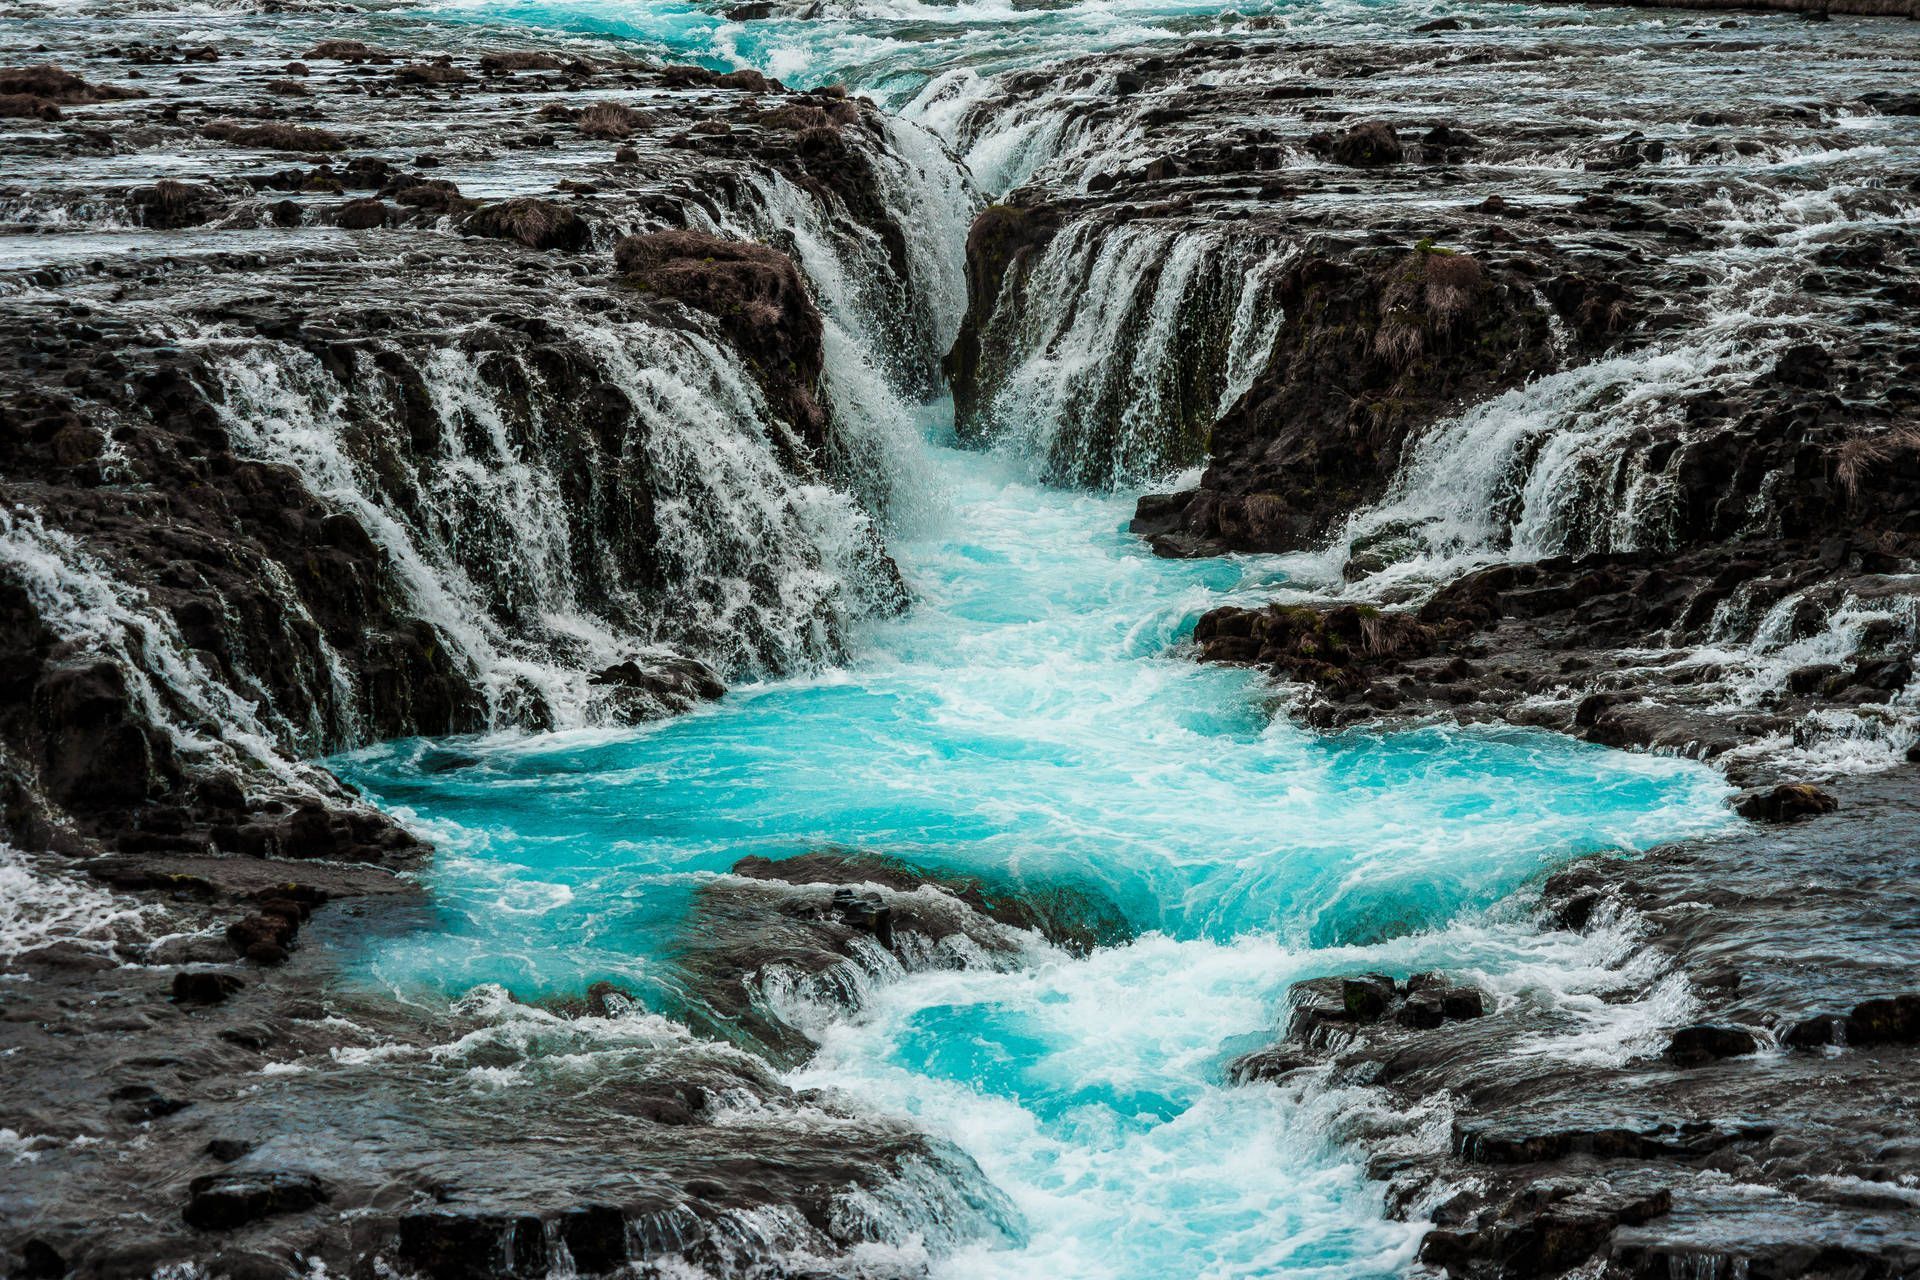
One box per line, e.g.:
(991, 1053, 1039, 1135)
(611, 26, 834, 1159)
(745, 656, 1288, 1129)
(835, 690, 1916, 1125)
(2, 1, 1915, 1276)
(954, 220, 1292, 487)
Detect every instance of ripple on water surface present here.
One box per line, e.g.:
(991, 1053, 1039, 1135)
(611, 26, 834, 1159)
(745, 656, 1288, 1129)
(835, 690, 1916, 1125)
(337, 444, 1732, 1280)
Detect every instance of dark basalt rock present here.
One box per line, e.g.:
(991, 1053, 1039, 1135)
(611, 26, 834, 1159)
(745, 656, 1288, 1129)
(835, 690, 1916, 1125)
(1421, 1187, 1672, 1278)
(682, 851, 1131, 1063)
(614, 230, 831, 450)
(1315, 118, 1404, 167)
(0, 63, 142, 103)
(1662, 1023, 1760, 1065)
(556, 1205, 627, 1274)
(588, 654, 726, 719)
(127, 179, 221, 229)
(1787, 993, 1920, 1049)
(201, 119, 345, 152)
(732, 850, 1133, 956)
(394, 1213, 549, 1280)
(460, 197, 590, 252)
(171, 971, 244, 1005)
(183, 1172, 330, 1231)
(944, 202, 1062, 426)
(335, 197, 391, 230)
(14, 1239, 68, 1279)
(1133, 244, 1554, 555)
(1732, 782, 1839, 822)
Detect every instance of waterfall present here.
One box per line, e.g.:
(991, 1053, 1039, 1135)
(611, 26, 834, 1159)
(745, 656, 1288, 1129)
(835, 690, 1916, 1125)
(1324, 334, 1779, 587)
(692, 120, 979, 527)
(0, 507, 339, 777)
(196, 305, 903, 733)
(958, 220, 1292, 489)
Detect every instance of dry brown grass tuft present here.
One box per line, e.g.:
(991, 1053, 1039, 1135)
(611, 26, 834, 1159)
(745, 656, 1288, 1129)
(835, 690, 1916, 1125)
(202, 119, 344, 152)
(576, 101, 641, 139)
(1836, 425, 1920, 500)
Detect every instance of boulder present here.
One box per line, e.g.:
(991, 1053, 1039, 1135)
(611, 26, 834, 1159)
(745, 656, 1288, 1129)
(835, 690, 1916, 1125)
(1325, 120, 1403, 167)
(1662, 1023, 1759, 1065)
(183, 1171, 329, 1231)
(1732, 782, 1838, 822)
(460, 198, 590, 253)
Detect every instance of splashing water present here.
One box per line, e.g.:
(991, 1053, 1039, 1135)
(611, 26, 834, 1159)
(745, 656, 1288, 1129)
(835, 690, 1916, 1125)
(415, 0, 1295, 108)
(339, 435, 1733, 1277)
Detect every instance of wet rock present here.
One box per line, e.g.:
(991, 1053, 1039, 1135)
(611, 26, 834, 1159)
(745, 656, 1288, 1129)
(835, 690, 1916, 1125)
(1770, 341, 1833, 388)
(1397, 980, 1487, 1029)
(1228, 1045, 1317, 1083)
(171, 970, 244, 1005)
(1732, 782, 1839, 822)
(460, 197, 589, 252)
(1845, 993, 1920, 1045)
(0, 64, 142, 103)
(1663, 1023, 1760, 1065)
(556, 1205, 627, 1273)
(588, 654, 725, 717)
(395, 1211, 549, 1280)
(1321, 119, 1403, 167)
(226, 898, 305, 964)
(614, 229, 830, 444)
(202, 119, 344, 152)
(129, 179, 219, 229)
(14, 1240, 68, 1279)
(1193, 602, 1442, 695)
(1344, 973, 1397, 1021)
(301, 40, 376, 60)
(205, 1137, 255, 1162)
(1795, 994, 1920, 1048)
(480, 51, 566, 73)
(395, 63, 469, 87)
(731, 851, 1132, 956)
(1136, 244, 1553, 555)
(183, 1171, 329, 1230)
(336, 197, 391, 230)
(1421, 1187, 1672, 1277)
(1859, 91, 1920, 117)
(945, 202, 1062, 424)
(110, 1082, 191, 1121)
(0, 93, 62, 119)
(576, 101, 643, 138)
(35, 662, 176, 810)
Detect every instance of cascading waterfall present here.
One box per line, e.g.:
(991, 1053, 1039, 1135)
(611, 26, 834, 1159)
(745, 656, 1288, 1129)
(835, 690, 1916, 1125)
(0, 506, 342, 775)
(1308, 185, 1919, 592)
(196, 298, 904, 732)
(958, 221, 1292, 488)
(11, 4, 1918, 1277)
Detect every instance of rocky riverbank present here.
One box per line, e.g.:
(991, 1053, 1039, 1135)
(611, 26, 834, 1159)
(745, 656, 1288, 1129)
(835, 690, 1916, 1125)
(0, 19, 950, 857)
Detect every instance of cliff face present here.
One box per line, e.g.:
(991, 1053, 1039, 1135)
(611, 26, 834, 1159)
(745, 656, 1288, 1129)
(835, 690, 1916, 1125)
(944, 28, 1920, 774)
(0, 42, 947, 862)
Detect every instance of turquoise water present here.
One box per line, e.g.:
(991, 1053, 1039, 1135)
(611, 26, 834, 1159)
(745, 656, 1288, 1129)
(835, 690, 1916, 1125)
(418, 0, 1313, 103)
(331, 2, 1740, 1272)
(339, 437, 1732, 1278)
